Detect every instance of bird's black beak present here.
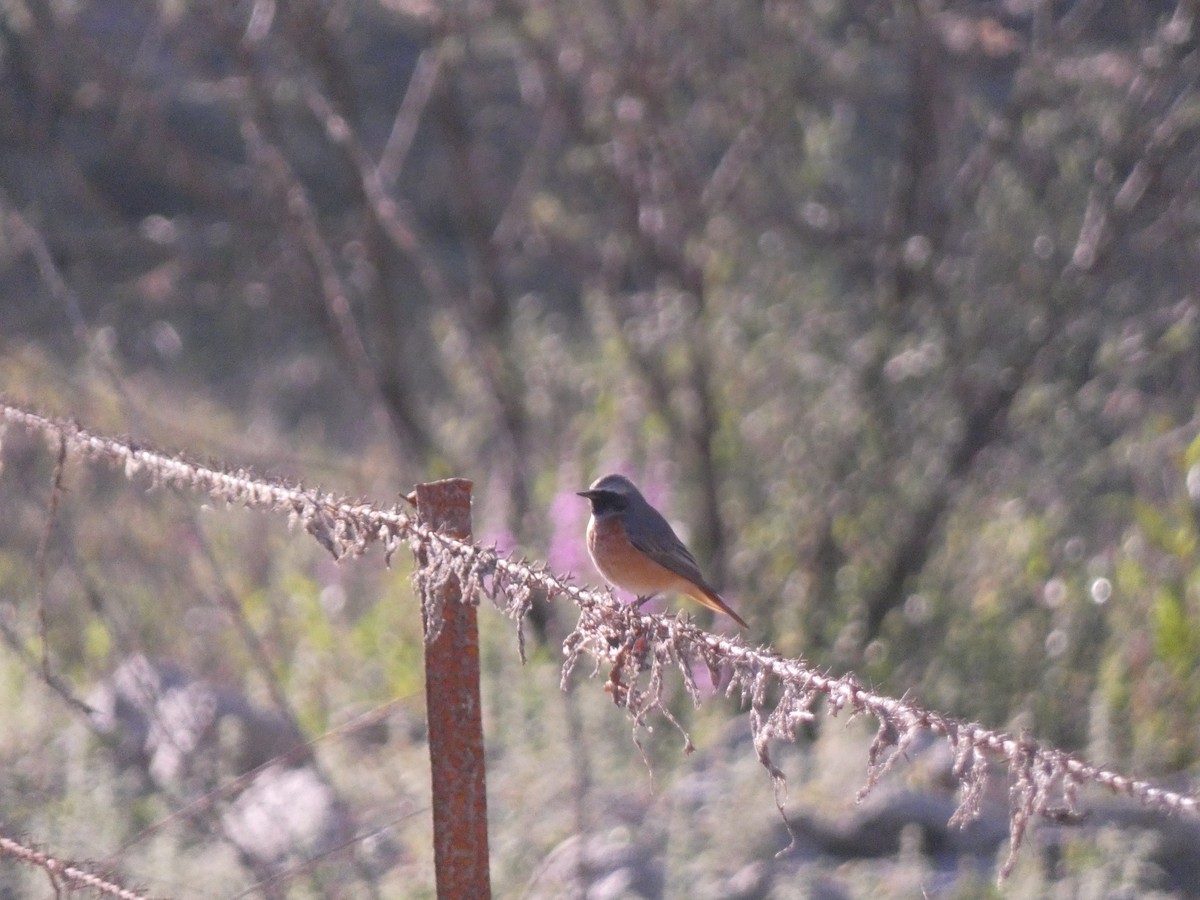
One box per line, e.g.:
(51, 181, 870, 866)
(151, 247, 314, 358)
(576, 490, 594, 500)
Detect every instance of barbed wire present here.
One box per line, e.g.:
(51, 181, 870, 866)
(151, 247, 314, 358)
(0, 833, 154, 900)
(2, 398, 1198, 885)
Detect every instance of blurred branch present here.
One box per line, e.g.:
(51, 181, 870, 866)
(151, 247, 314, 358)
(699, 105, 767, 214)
(490, 104, 561, 253)
(188, 524, 312, 762)
(232, 6, 548, 518)
(850, 8, 958, 646)
(0, 200, 142, 422)
(856, 0, 1200, 645)
(3, 202, 90, 343)
(0, 430, 97, 717)
(863, 378, 1025, 644)
(102, 696, 412, 867)
(298, 87, 459, 307)
(429, 56, 533, 524)
(378, 47, 444, 189)
(220, 2, 445, 463)
(237, 110, 433, 461)
(505, 2, 731, 574)
(35, 430, 67, 681)
(0, 601, 94, 718)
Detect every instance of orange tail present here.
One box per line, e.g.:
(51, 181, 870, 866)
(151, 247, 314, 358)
(684, 583, 748, 628)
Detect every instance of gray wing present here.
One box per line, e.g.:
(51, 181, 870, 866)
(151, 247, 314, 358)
(626, 500, 749, 627)
(624, 503, 711, 588)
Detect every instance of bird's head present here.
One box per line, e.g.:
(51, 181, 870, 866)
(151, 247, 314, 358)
(576, 473, 643, 516)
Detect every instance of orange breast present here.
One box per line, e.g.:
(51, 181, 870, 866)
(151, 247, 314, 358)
(587, 514, 692, 596)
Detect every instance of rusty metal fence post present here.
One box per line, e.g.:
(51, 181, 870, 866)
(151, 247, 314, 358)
(414, 479, 491, 899)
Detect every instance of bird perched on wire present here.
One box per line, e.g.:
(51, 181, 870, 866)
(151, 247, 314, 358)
(577, 473, 748, 628)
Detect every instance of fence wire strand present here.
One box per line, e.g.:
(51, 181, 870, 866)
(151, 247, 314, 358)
(0, 833, 154, 900)
(2, 398, 1198, 886)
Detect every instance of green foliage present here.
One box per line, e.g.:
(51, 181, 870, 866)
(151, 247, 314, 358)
(1092, 454, 1200, 773)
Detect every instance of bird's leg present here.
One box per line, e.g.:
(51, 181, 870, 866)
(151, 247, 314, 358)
(634, 594, 658, 608)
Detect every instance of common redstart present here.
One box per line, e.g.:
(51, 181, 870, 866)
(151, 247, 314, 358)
(577, 473, 748, 628)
